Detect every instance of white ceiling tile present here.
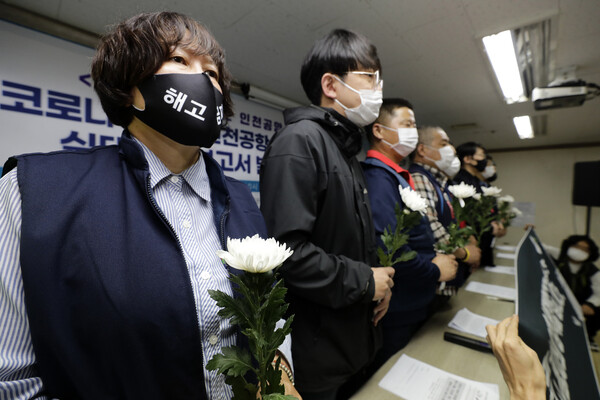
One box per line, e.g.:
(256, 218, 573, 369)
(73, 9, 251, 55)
(557, 0, 600, 39)
(3, 0, 599, 150)
(464, 0, 560, 37)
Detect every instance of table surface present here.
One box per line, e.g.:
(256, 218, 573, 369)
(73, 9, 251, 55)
(351, 263, 517, 400)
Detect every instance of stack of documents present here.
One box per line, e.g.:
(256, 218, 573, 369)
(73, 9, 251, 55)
(484, 265, 515, 275)
(494, 244, 517, 260)
(379, 354, 499, 400)
(448, 308, 500, 339)
(465, 281, 516, 301)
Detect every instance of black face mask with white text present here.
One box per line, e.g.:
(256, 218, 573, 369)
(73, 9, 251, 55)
(132, 73, 224, 147)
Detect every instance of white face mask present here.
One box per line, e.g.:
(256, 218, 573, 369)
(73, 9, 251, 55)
(482, 165, 496, 179)
(425, 144, 455, 172)
(333, 75, 383, 126)
(380, 125, 418, 157)
(443, 156, 461, 178)
(567, 247, 589, 262)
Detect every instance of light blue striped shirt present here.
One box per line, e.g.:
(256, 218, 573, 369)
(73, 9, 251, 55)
(0, 140, 291, 399)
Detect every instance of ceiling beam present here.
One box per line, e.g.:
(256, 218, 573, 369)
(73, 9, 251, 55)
(0, 3, 99, 48)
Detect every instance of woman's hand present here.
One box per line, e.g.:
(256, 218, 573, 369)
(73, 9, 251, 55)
(486, 315, 546, 400)
(270, 353, 302, 399)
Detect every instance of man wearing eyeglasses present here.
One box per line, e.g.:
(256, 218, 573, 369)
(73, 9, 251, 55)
(259, 29, 394, 400)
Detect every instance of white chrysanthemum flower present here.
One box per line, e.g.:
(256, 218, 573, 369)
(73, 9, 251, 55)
(448, 182, 477, 207)
(498, 195, 515, 204)
(216, 234, 293, 273)
(398, 186, 428, 213)
(512, 207, 523, 216)
(473, 193, 482, 201)
(481, 186, 502, 197)
(448, 182, 477, 199)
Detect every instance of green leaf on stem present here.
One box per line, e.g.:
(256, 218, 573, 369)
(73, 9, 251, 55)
(377, 203, 419, 267)
(225, 375, 257, 400)
(206, 346, 254, 376)
(208, 264, 298, 398)
(436, 223, 475, 254)
(208, 289, 254, 328)
(264, 361, 285, 395)
(262, 395, 300, 400)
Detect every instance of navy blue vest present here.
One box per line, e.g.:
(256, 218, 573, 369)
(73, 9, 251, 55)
(16, 132, 266, 399)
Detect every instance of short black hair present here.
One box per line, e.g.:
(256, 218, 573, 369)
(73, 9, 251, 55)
(366, 98, 413, 143)
(456, 141, 486, 163)
(92, 11, 233, 128)
(300, 29, 381, 105)
(559, 235, 599, 263)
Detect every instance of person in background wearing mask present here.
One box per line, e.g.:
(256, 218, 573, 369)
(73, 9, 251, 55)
(409, 126, 481, 302)
(455, 142, 504, 266)
(554, 235, 600, 346)
(362, 99, 458, 371)
(0, 12, 299, 399)
(482, 155, 498, 184)
(259, 29, 394, 400)
(455, 141, 489, 190)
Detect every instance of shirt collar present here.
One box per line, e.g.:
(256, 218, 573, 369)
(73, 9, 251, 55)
(366, 149, 415, 189)
(134, 138, 211, 202)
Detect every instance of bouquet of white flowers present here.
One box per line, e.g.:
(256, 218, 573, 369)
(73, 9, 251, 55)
(447, 183, 498, 244)
(433, 183, 475, 253)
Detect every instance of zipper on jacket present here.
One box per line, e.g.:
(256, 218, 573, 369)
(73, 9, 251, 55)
(219, 202, 230, 252)
(144, 176, 204, 345)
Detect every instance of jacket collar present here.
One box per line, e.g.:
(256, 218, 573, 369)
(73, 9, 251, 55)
(283, 105, 364, 158)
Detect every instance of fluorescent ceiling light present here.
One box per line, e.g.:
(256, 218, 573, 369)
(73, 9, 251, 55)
(483, 30, 526, 103)
(513, 115, 534, 139)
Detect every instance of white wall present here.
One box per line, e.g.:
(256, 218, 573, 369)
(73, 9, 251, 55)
(490, 146, 600, 249)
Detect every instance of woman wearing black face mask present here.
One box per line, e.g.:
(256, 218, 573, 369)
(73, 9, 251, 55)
(0, 11, 299, 399)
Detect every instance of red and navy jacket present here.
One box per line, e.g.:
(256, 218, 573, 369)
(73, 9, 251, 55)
(362, 151, 439, 323)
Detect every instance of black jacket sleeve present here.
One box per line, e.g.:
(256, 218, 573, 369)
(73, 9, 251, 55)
(260, 123, 375, 309)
